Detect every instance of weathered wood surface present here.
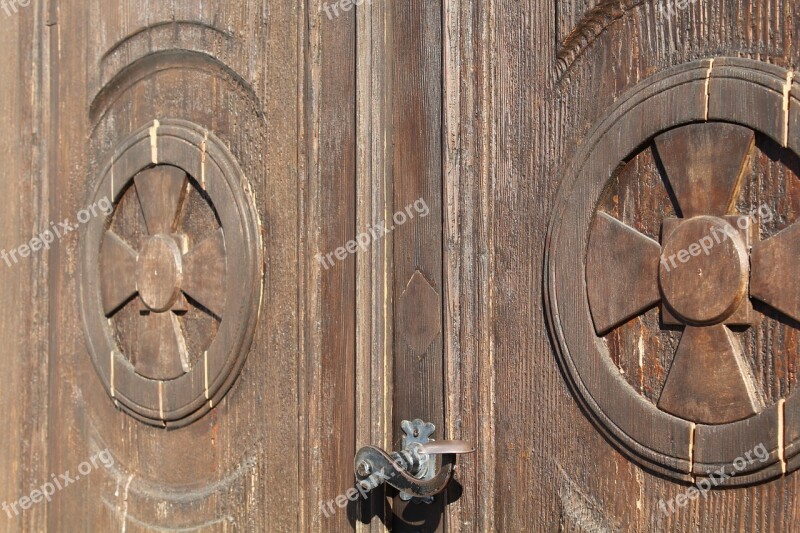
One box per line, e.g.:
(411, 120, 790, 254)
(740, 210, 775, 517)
(503, 0, 800, 531)
(389, 1, 447, 531)
(45, 0, 354, 530)
(0, 2, 51, 532)
(355, 1, 394, 531)
(3, 0, 800, 531)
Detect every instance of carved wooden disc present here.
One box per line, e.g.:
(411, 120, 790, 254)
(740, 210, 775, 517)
(80, 119, 263, 428)
(546, 58, 800, 485)
(136, 235, 184, 313)
(659, 216, 749, 325)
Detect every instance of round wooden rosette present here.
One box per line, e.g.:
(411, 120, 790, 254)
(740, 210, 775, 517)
(546, 58, 800, 486)
(80, 119, 263, 428)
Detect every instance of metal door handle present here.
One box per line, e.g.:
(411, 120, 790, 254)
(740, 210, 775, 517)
(353, 419, 474, 502)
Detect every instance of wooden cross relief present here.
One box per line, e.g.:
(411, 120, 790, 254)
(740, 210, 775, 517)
(101, 165, 227, 381)
(547, 58, 800, 485)
(81, 120, 262, 428)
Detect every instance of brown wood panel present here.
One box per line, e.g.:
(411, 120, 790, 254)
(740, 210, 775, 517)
(489, 0, 800, 531)
(390, 1, 446, 530)
(305, 0, 358, 531)
(442, 0, 496, 530)
(7, 0, 800, 530)
(0, 2, 51, 532)
(355, 1, 394, 530)
(44, 0, 355, 531)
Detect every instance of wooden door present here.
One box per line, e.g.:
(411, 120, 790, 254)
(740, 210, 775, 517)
(466, 0, 800, 531)
(3, 0, 800, 532)
(2, 0, 360, 530)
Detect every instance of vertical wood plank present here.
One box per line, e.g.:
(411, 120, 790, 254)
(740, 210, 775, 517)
(0, 2, 51, 532)
(443, 0, 497, 531)
(304, 1, 358, 531)
(356, 1, 394, 530)
(390, 1, 446, 530)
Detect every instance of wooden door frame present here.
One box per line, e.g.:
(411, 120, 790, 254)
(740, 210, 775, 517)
(354, 1, 496, 530)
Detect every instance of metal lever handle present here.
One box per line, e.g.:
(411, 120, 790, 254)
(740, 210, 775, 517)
(419, 441, 474, 455)
(353, 420, 474, 501)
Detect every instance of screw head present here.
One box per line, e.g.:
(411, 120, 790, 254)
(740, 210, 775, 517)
(356, 461, 372, 477)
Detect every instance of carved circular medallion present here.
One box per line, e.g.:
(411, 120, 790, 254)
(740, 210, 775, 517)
(659, 216, 749, 325)
(546, 58, 800, 485)
(136, 235, 184, 313)
(80, 119, 263, 428)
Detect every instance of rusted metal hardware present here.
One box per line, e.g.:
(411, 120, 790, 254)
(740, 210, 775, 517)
(354, 419, 474, 502)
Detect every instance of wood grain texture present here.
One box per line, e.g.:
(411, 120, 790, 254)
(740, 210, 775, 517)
(0, 1, 52, 532)
(48, 0, 316, 530)
(100, 230, 138, 315)
(659, 217, 749, 326)
(134, 310, 189, 381)
(355, 1, 394, 531)
(304, 0, 358, 531)
(133, 166, 188, 235)
(586, 212, 661, 336)
(7, 0, 800, 530)
(752, 221, 800, 323)
(658, 325, 760, 424)
(390, 2, 446, 530)
(182, 228, 227, 319)
(509, 0, 800, 530)
(654, 123, 754, 218)
(442, 0, 497, 531)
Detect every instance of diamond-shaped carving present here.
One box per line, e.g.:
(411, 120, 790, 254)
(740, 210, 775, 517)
(398, 271, 441, 353)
